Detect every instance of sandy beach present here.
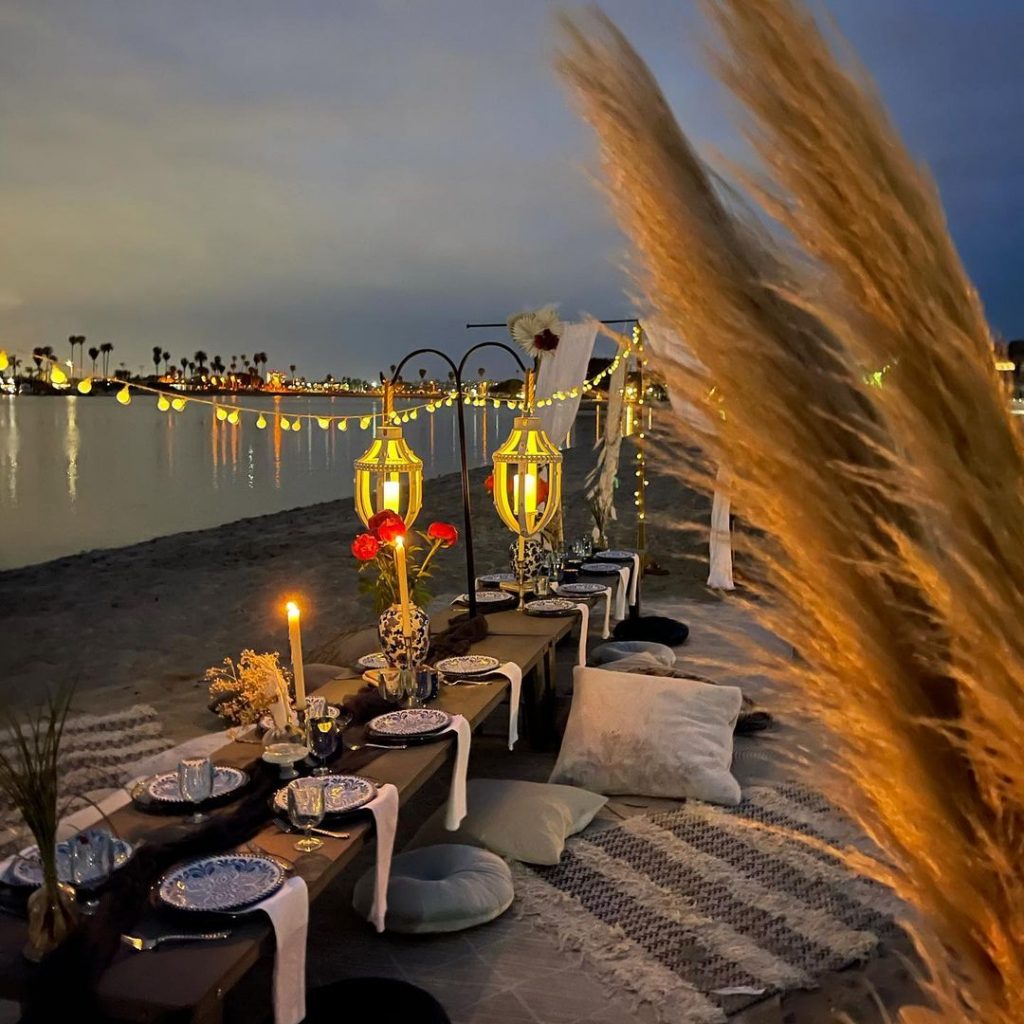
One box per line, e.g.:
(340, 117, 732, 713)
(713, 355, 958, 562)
(0, 431, 715, 742)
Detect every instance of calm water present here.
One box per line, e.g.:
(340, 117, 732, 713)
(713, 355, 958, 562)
(0, 394, 522, 569)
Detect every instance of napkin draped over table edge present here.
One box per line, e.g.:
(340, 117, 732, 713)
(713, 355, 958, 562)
(365, 783, 399, 933)
(441, 715, 471, 830)
(261, 874, 309, 1024)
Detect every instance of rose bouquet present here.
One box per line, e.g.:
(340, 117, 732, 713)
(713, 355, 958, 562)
(351, 511, 459, 614)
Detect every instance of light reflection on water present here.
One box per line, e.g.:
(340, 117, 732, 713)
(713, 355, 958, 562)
(0, 395, 518, 569)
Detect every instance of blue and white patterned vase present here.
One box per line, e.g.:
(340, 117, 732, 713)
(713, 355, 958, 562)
(508, 537, 545, 580)
(378, 603, 430, 669)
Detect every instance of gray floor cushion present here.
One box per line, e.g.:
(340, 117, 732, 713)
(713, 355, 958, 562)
(589, 640, 676, 667)
(353, 844, 514, 934)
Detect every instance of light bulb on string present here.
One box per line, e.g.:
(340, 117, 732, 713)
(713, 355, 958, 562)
(171, 397, 186, 412)
(0, 350, 7, 371)
(292, 418, 302, 431)
(77, 379, 92, 394)
(409, 409, 417, 420)
(359, 416, 371, 429)
(116, 385, 132, 405)
(256, 414, 267, 429)
(227, 409, 239, 425)
(400, 413, 410, 423)
(281, 417, 291, 431)
(157, 395, 170, 412)
(215, 406, 228, 422)
(317, 417, 330, 430)
(338, 419, 348, 431)
(50, 366, 67, 385)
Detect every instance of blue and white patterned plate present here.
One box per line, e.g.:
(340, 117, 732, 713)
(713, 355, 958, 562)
(273, 774, 377, 816)
(435, 655, 500, 677)
(477, 572, 516, 586)
(525, 598, 578, 617)
(555, 582, 609, 596)
(357, 652, 389, 670)
(454, 590, 514, 605)
(596, 550, 635, 561)
(158, 854, 284, 913)
(8, 837, 134, 888)
(145, 766, 249, 803)
(368, 708, 452, 737)
(581, 562, 622, 575)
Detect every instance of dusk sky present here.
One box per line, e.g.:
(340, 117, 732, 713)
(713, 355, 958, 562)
(1, 1, 1021, 379)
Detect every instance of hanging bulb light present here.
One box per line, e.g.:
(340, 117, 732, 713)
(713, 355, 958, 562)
(227, 409, 239, 425)
(157, 395, 170, 412)
(256, 413, 267, 429)
(359, 416, 371, 430)
(171, 397, 186, 412)
(292, 417, 302, 431)
(50, 366, 67, 385)
(77, 378, 93, 394)
(337, 418, 348, 431)
(281, 416, 291, 430)
(353, 381, 423, 528)
(216, 406, 228, 422)
(116, 385, 132, 405)
(317, 417, 330, 430)
(0, 350, 8, 371)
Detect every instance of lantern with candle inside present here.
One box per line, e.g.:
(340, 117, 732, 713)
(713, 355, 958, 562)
(491, 370, 562, 607)
(354, 381, 423, 529)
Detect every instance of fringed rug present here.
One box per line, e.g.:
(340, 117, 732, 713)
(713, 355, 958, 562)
(514, 784, 903, 1023)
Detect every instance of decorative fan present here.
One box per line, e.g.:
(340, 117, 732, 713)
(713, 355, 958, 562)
(508, 306, 563, 359)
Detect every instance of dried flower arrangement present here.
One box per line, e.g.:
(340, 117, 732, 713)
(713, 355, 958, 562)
(557, 3, 1024, 1021)
(206, 650, 293, 726)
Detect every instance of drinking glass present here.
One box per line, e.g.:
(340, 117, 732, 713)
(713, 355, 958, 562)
(307, 716, 339, 775)
(178, 756, 215, 824)
(70, 827, 114, 915)
(287, 778, 325, 852)
(534, 572, 551, 597)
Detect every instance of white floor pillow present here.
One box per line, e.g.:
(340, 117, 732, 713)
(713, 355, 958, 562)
(550, 666, 743, 805)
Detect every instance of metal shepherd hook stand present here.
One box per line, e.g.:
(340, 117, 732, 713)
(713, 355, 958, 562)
(389, 342, 528, 620)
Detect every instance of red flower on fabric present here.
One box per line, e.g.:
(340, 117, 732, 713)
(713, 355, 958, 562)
(351, 533, 380, 561)
(427, 522, 459, 547)
(533, 329, 560, 352)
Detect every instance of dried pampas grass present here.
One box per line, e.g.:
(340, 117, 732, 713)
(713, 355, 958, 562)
(557, 2, 1024, 1020)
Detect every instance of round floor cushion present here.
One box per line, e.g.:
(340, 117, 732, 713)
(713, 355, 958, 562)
(352, 844, 514, 934)
(590, 640, 676, 667)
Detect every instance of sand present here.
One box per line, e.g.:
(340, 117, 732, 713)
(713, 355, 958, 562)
(0, 436, 714, 742)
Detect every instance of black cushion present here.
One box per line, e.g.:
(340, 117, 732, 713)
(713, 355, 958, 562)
(612, 615, 689, 646)
(306, 978, 451, 1022)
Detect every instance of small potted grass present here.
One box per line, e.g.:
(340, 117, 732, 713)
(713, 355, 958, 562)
(0, 687, 79, 960)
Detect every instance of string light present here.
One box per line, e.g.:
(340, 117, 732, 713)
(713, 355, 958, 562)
(256, 414, 267, 429)
(172, 397, 186, 412)
(281, 416, 291, 431)
(0, 350, 7, 371)
(337, 419, 347, 431)
(215, 406, 228, 421)
(292, 417, 301, 431)
(50, 366, 67, 385)
(317, 416, 330, 430)
(227, 409, 239, 425)
(157, 395, 170, 412)
(116, 385, 132, 405)
(77, 379, 92, 394)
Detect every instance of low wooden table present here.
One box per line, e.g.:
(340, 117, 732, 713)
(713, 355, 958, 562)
(0, 619, 573, 1024)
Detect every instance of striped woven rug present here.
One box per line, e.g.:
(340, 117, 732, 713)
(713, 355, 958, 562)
(514, 784, 903, 1023)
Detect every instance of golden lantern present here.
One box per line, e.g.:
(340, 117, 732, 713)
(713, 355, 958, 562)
(354, 381, 423, 528)
(491, 370, 563, 540)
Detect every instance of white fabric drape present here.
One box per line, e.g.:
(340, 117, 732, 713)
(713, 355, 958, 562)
(536, 321, 599, 447)
(586, 348, 629, 544)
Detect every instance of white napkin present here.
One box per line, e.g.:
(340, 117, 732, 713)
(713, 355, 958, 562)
(626, 552, 641, 607)
(497, 662, 523, 750)
(574, 603, 590, 666)
(258, 874, 309, 1024)
(438, 714, 471, 830)
(614, 567, 629, 620)
(556, 584, 611, 638)
(364, 783, 399, 933)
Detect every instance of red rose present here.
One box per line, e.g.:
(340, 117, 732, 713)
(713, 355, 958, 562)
(368, 509, 403, 536)
(377, 518, 406, 544)
(484, 473, 495, 494)
(427, 521, 458, 547)
(351, 533, 380, 561)
(533, 329, 560, 352)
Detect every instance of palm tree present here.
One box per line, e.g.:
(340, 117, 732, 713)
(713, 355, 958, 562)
(69, 335, 83, 375)
(88, 346, 100, 375)
(418, 367, 427, 387)
(180, 356, 189, 378)
(230, 355, 238, 373)
(211, 355, 225, 375)
(31, 347, 42, 378)
(152, 346, 163, 375)
(8, 355, 21, 379)
(162, 351, 170, 374)
(100, 342, 113, 378)
(289, 364, 296, 381)
(194, 351, 208, 372)
(188, 361, 195, 376)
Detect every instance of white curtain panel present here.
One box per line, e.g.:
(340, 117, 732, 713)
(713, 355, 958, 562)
(586, 347, 629, 541)
(536, 321, 599, 447)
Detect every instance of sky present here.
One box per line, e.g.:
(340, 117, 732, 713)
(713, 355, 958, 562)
(0, 0, 1022, 379)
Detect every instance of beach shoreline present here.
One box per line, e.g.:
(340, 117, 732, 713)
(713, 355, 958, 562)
(0, 441, 714, 742)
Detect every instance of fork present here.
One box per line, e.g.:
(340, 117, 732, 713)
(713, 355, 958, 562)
(121, 931, 230, 951)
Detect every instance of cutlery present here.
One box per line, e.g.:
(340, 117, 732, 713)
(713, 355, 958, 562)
(346, 741, 408, 751)
(273, 818, 350, 840)
(121, 931, 230, 951)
